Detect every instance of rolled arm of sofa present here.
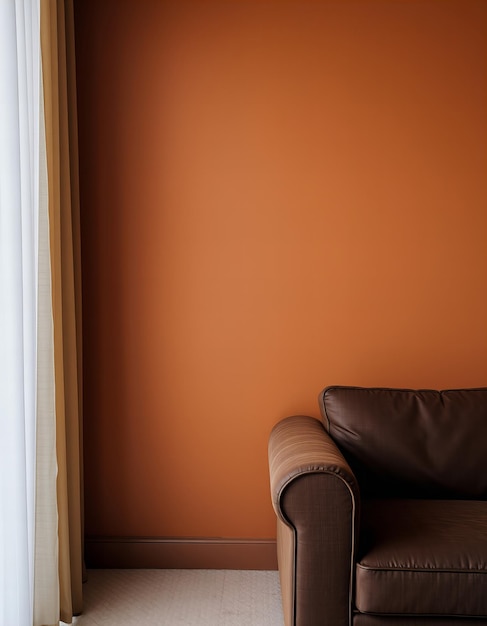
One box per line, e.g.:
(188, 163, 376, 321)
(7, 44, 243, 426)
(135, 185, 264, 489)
(269, 415, 360, 626)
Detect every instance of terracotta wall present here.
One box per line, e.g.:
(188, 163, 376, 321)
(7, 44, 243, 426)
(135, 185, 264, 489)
(75, 0, 487, 540)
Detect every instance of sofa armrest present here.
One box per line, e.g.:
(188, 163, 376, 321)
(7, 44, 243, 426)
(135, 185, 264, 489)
(269, 415, 360, 519)
(268, 415, 360, 626)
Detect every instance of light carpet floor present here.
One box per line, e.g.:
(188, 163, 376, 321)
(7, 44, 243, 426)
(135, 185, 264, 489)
(67, 569, 284, 625)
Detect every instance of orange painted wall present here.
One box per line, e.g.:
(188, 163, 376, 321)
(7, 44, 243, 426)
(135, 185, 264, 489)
(75, 0, 487, 539)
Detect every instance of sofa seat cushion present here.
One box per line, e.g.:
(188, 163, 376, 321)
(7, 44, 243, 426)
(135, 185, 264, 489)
(355, 499, 487, 617)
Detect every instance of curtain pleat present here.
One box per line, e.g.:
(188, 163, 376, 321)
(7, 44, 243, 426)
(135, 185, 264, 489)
(0, 2, 41, 623)
(40, 0, 84, 621)
(34, 66, 60, 626)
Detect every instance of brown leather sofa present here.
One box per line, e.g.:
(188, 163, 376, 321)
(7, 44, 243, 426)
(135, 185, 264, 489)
(268, 386, 487, 626)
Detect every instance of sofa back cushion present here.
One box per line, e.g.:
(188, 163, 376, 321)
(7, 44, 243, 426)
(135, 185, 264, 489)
(319, 386, 487, 498)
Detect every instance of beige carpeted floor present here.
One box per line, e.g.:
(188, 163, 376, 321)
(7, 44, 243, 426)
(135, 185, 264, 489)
(66, 569, 284, 625)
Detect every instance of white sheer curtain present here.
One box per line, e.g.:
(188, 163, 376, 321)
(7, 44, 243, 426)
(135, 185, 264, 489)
(0, 1, 59, 624)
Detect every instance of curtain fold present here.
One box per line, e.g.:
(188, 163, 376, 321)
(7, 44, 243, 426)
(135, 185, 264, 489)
(33, 47, 59, 626)
(0, 2, 42, 624)
(40, 0, 84, 622)
(0, 1, 83, 623)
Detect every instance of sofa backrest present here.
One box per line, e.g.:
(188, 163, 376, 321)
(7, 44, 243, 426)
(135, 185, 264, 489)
(319, 386, 487, 499)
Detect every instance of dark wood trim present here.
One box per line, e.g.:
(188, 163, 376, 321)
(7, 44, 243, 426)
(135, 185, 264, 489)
(85, 536, 278, 570)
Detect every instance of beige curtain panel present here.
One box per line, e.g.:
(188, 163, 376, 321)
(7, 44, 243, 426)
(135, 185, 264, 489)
(40, 0, 84, 622)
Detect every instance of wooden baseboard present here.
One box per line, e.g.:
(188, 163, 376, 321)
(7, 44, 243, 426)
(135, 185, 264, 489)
(85, 536, 278, 570)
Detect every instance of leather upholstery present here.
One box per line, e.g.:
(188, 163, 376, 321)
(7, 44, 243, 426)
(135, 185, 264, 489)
(319, 386, 487, 498)
(269, 415, 360, 626)
(269, 386, 487, 625)
(356, 499, 487, 616)
(354, 617, 487, 626)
